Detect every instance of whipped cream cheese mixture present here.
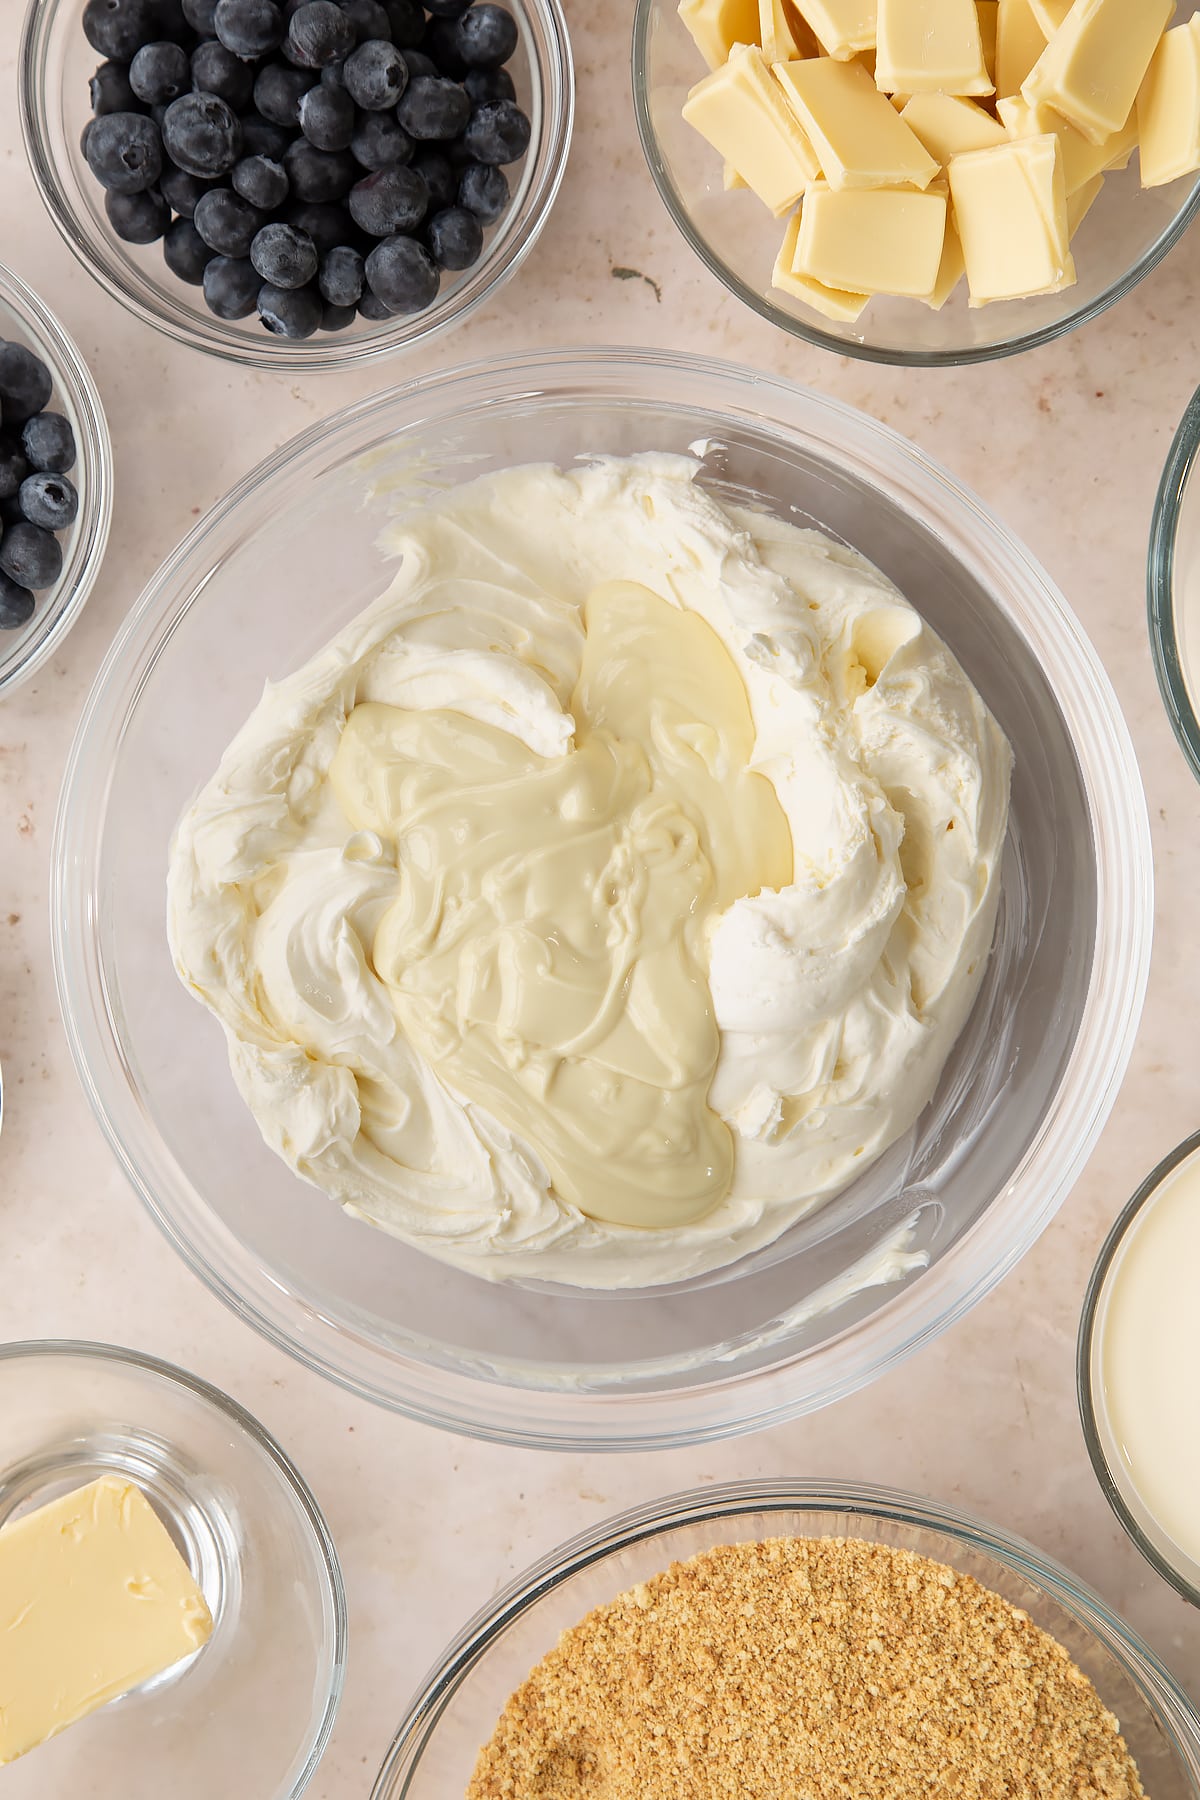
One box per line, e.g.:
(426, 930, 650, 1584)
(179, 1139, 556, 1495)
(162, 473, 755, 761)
(168, 454, 1012, 1289)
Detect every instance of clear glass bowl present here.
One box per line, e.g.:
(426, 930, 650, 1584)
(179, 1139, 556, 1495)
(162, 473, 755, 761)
(1149, 383, 1200, 783)
(52, 347, 1151, 1450)
(632, 0, 1200, 367)
(20, 0, 573, 371)
(1078, 1128, 1200, 1612)
(0, 259, 112, 696)
(0, 1340, 346, 1798)
(371, 1479, 1200, 1797)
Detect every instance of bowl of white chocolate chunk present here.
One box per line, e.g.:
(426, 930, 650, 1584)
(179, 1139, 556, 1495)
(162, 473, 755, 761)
(633, 0, 1200, 364)
(53, 348, 1149, 1448)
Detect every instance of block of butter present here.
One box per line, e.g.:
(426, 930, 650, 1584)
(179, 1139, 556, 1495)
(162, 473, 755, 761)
(683, 43, 821, 213)
(998, 92, 1137, 193)
(772, 207, 870, 315)
(875, 0, 994, 96)
(759, 0, 821, 60)
(949, 132, 1075, 302)
(794, 180, 947, 293)
(1138, 18, 1200, 188)
(775, 55, 938, 188)
(0, 1476, 213, 1764)
(1022, 0, 1175, 147)
(994, 0, 1045, 100)
(900, 92, 1006, 162)
(677, 0, 761, 71)
(791, 0, 876, 60)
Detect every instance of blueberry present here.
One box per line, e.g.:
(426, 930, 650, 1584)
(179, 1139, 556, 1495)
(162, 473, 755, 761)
(423, 0, 470, 16)
(90, 60, 141, 115)
(457, 157, 506, 221)
(238, 109, 294, 157)
(283, 199, 351, 250)
(464, 64, 514, 104)
(83, 0, 162, 62)
(338, 0, 391, 42)
(317, 241, 363, 304)
(282, 137, 357, 198)
(105, 185, 171, 241)
(0, 438, 28, 501)
(400, 47, 435, 78)
(320, 299, 357, 329)
(162, 215, 217, 280)
(350, 110, 412, 168)
(232, 152, 289, 207)
(319, 58, 346, 88)
(409, 149, 456, 212)
(194, 186, 267, 254)
(348, 163, 427, 233)
(159, 161, 218, 214)
(129, 39, 191, 103)
(181, 0, 218, 27)
(0, 573, 35, 630)
(257, 281, 323, 335)
(396, 75, 469, 141)
(364, 232, 437, 311)
(0, 345, 54, 425)
(81, 119, 97, 158)
(455, 5, 516, 68)
(202, 253, 264, 316)
(250, 220, 319, 285)
(462, 97, 529, 164)
(18, 472, 79, 531)
(0, 523, 63, 591)
(85, 111, 164, 193)
(421, 13, 467, 75)
(357, 285, 392, 317)
(343, 38, 407, 108)
(191, 40, 257, 110)
(214, 0, 284, 56)
(151, 0, 191, 44)
(425, 203, 481, 269)
(298, 81, 355, 148)
(382, 0, 423, 44)
(285, 1, 355, 66)
(161, 92, 243, 175)
(253, 61, 317, 124)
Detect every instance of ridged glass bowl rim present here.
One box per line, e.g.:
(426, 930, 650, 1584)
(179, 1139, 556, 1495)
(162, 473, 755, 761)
(629, 0, 1200, 370)
(1148, 384, 1200, 783)
(0, 259, 112, 698)
(0, 1337, 348, 1797)
(1077, 1127, 1200, 1612)
(52, 345, 1152, 1451)
(18, 0, 574, 373)
(370, 1478, 1200, 1796)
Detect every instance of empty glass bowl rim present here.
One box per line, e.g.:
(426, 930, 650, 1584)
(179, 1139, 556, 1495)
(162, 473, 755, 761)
(371, 1476, 1200, 1797)
(1077, 1126, 1200, 1612)
(52, 345, 1152, 1450)
(19, 0, 575, 371)
(0, 258, 112, 697)
(629, 0, 1200, 369)
(1148, 383, 1200, 783)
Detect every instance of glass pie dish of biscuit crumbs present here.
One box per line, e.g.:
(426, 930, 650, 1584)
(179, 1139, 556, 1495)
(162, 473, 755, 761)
(371, 1482, 1200, 1799)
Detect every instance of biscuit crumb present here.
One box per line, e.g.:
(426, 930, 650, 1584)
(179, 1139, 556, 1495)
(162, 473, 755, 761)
(465, 1538, 1146, 1800)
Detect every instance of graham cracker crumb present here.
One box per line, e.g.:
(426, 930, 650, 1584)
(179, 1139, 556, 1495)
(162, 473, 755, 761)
(465, 1538, 1146, 1800)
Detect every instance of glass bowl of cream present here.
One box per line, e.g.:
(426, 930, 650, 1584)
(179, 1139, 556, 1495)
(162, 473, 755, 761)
(1150, 382, 1200, 783)
(1079, 1130, 1200, 1610)
(53, 347, 1150, 1449)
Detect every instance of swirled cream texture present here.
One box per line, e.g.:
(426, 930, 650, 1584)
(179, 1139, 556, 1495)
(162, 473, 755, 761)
(167, 455, 1012, 1289)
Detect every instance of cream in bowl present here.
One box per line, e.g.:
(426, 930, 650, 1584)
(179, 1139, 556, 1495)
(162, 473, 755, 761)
(167, 452, 1011, 1290)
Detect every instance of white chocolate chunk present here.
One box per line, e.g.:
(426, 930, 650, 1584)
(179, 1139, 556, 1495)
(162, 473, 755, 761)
(683, 43, 822, 213)
(1066, 170, 1104, 234)
(1022, 0, 1175, 147)
(759, 0, 821, 59)
(994, 0, 1046, 100)
(949, 132, 1075, 303)
(1027, 0, 1071, 32)
(876, 0, 994, 96)
(775, 56, 938, 189)
(678, 0, 762, 70)
(793, 180, 947, 293)
(977, 1, 999, 89)
(998, 92, 1136, 194)
(917, 212, 967, 307)
(1138, 19, 1200, 189)
(772, 206, 871, 315)
(790, 0, 876, 60)
(901, 93, 1007, 162)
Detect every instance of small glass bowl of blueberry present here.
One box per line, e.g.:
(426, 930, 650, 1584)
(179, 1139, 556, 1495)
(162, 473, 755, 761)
(20, 0, 573, 369)
(0, 260, 112, 696)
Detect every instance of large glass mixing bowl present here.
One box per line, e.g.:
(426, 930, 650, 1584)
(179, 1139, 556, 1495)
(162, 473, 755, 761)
(52, 348, 1151, 1450)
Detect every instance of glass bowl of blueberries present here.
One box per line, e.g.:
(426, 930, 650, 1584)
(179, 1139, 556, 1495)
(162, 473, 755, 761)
(20, 0, 573, 368)
(0, 259, 112, 696)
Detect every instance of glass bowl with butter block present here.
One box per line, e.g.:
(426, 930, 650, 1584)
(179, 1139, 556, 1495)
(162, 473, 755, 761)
(53, 346, 1150, 1450)
(1149, 379, 1200, 784)
(633, 0, 1200, 365)
(372, 1481, 1200, 1799)
(0, 1341, 345, 1797)
(1079, 1128, 1200, 1611)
